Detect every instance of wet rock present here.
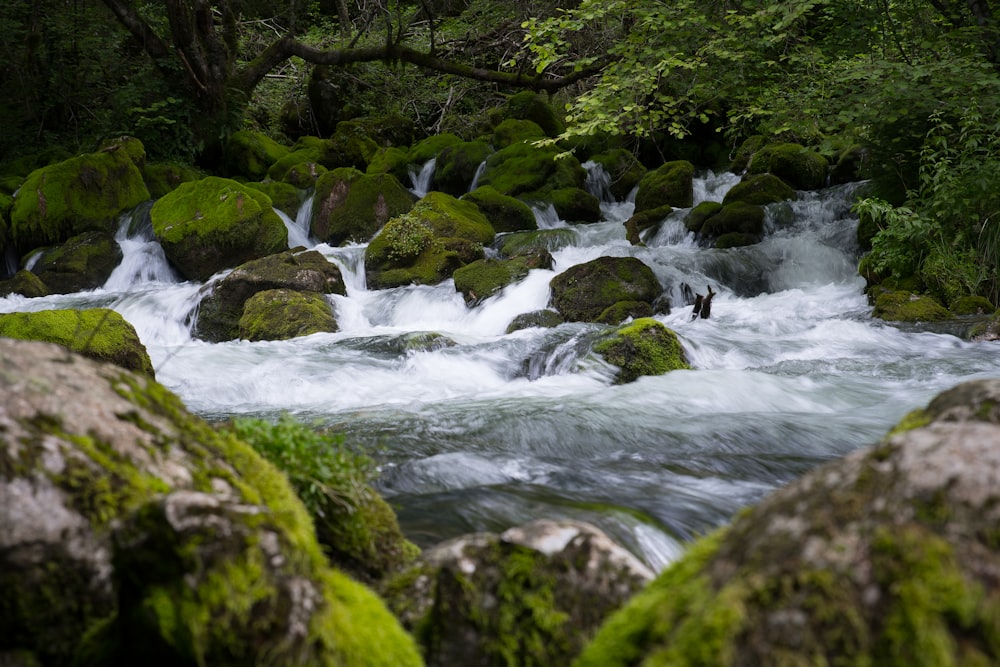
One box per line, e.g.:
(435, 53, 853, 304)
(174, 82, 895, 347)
(634, 160, 695, 212)
(747, 142, 829, 191)
(578, 378, 1000, 666)
(310, 167, 416, 245)
(593, 317, 690, 383)
(238, 288, 338, 341)
(549, 256, 663, 323)
(27, 231, 121, 294)
(383, 519, 652, 667)
(0, 338, 422, 666)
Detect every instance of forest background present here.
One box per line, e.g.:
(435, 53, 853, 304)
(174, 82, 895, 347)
(3, 0, 1000, 304)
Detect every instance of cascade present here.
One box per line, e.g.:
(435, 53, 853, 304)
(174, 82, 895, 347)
(104, 201, 180, 291)
(468, 160, 487, 192)
(409, 158, 436, 197)
(3, 174, 999, 571)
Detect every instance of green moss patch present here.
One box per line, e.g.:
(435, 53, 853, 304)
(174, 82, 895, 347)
(593, 318, 690, 383)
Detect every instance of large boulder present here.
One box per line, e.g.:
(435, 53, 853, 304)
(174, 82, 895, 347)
(549, 257, 663, 323)
(577, 378, 1000, 666)
(747, 142, 829, 191)
(0, 338, 423, 667)
(722, 173, 796, 207)
(433, 140, 492, 196)
(0, 270, 49, 298)
(593, 318, 690, 384)
(0, 308, 153, 376)
(463, 186, 537, 234)
(8, 143, 150, 253)
(488, 90, 567, 138)
(364, 192, 494, 290)
(150, 177, 288, 282)
(238, 288, 338, 341)
(383, 519, 652, 667)
(196, 249, 347, 342)
(310, 168, 416, 245)
(223, 130, 291, 180)
(633, 160, 695, 213)
(26, 230, 122, 294)
(452, 251, 552, 306)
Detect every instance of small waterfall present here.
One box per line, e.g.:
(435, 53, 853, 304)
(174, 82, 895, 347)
(692, 170, 742, 206)
(468, 160, 487, 192)
(104, 202, 180, 291)
(409, 158, 436, 198)
(583, 161, 615, 203)
(532, 204, 565, 229)
(2, 246, 17, 279)
(278, 194, 315, 249)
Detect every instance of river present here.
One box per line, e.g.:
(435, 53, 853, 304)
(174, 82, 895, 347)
(3, 165, 999, 571)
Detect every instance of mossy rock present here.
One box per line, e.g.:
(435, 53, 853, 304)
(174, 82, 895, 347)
(0, 269, 49, 298)
(238, 288, 338, 341)
(506, 309, 564, 333)
(714, 232, 762, 248)
(477, 141, 587, 200)
(950, 295, 995, 316)
(28, 230, 122, 294)
(0, 338, 423, 667)
(489, 90, 566, 138)
(579, 378, 1000, 666)
(685, 201, 724, 234)
(494, 228, 576, 257)
(463, 186, 537, 233)
(722, 173, 796, 206)
(245, 180, 303, 220)
(0, 146, 74, 194)
(490, 119, 547, 149)
(434, 140, 491, 196)
(366, 146, 412, 182)
(150, 177, 288, 282)
(595, 300, 654, 325)
(624, 204, 674, 245)
(549, 257, 663, 323)
(970, 310, 1000, 341)
(224, 130, 291, 180)
(329, 121, 380, 171)
(196, 249, 346, 343)
(700, 202, 766, 245)
(633, 160, 695, 213)
(589, 149, 647, 201)
(286, 161, 330, 190)
(410, 191, 495, 245)
(830, 144, 867, 185)
(0, 308, 153, 376)
(9, 147, 150, 253)
(549, 187, 602, 224)
(142, 162, 205, 199)
(408, 134, 463, 165)
(382, 519, 650, 667)
(453, 252, 550, 305)
(267, 136, 337, 182)
(729, 134, 767, 173)
(871, 288, 951, 322)
(593, 317, 689, 383)
(747, 142, 829, 190)
(310, 167, 416, 245)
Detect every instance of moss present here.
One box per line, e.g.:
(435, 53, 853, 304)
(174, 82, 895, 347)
(266, 136, 337, 182)
(434, 140, 492, 196)
(549, 187, 602, 223)
(634, 160, 695, 212)
(748, 143, 829, 190)
(549, 256, 662, 322)
(462, 186, 537, 233)
(238, 289, 338, 341)
(29, 230, 122, 294)
(595, 300, 654, 325)
(685, 201, 724, 234)
(329, 120, 380, 171)
(871, 289, 951, 322)
(494, 228, 575, 257)
(722, 173, 796, 206)
(366, 146, 411, 181)
(150, 177, 288, 281)
(491, 91, 566, 138)
(491, 119, 547, 148)
(0, 308, 154, 376)
(408, 133, 463, 164)
(310, 167, 416, 245)
(506, 309, 564, 333)
(142, 162, 204, 199)
(412, 192, 495, 245)
(477, 141, 586, 200)
(452, 257, 533, 305)
(244, 180, 303, 220)
(9, 147, 150, 252)
(950, 296, 995, 316)
(701, 202, 765, 241)
(593, 318, 690, 383)
(0, 269, 49, 298)
(224, 130, 291, 180)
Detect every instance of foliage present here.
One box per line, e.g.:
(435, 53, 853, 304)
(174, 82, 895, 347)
(227, 414, 378, 520)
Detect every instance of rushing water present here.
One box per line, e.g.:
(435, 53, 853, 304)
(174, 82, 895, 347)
(4, 167, 999, 571)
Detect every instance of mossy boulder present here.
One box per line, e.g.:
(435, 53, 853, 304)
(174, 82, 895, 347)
(28, 230, 122, 294)
(142, 162, 205, 199)
(453, 251, 552, 305)
(267, 136, 337, 183)
(549, 187, 602, 224)
(463, 186, 537, 233)
(494, 228, 576, 258)
(684, 201, 724, 235)
(0, 146, 74, 195)
(9, 146, 150, 253)
(366, 147, 412, 182)
(311, 167, 416, 245)
(747, 142, 829, 190)
(150, 177, 288, 282)
(950, 295, 995, 316)
(871, 288, 951, 322)
(589, 149, 647, 201)
(0, 269, 49, 298)
(578, 378, 1000, 666)
(0, 308, 153, 376)
(245, 180, 303, 220)
(830, 144, 868, 185)
(196, 249, 346, 342)
(700, 202, 766, 247)
(238, 288, 338, 341)
(434, 141, 492, 196)
(489, 90, 566, 138)
(722, 173, 796, 207)
(549, 257, 663, 323)
(633, 160, 695, 213)
(490, 119, 548, 149)
(329, 121, 380, 171)
(593, 318, 690, 383)
(382, 519, 651, 667)
(0, 337, 423, 667)
(594, 300, 654, 326)
(476, 141, 588, 205)
(730, 134, 767, 173)
(624, 204, 674, 245)
(408, 134, 463, 165)
(364, 193, 494, 289)
(224, 130, 291, 180)
(506, 309, 565, 333)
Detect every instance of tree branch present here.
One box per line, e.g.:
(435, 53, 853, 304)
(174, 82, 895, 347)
(98, 0, 171, 59)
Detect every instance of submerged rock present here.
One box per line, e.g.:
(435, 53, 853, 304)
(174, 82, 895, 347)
(383, 519, 652, 667)
(578, 378, 1000, 666)
(0, 338, 423, 666)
